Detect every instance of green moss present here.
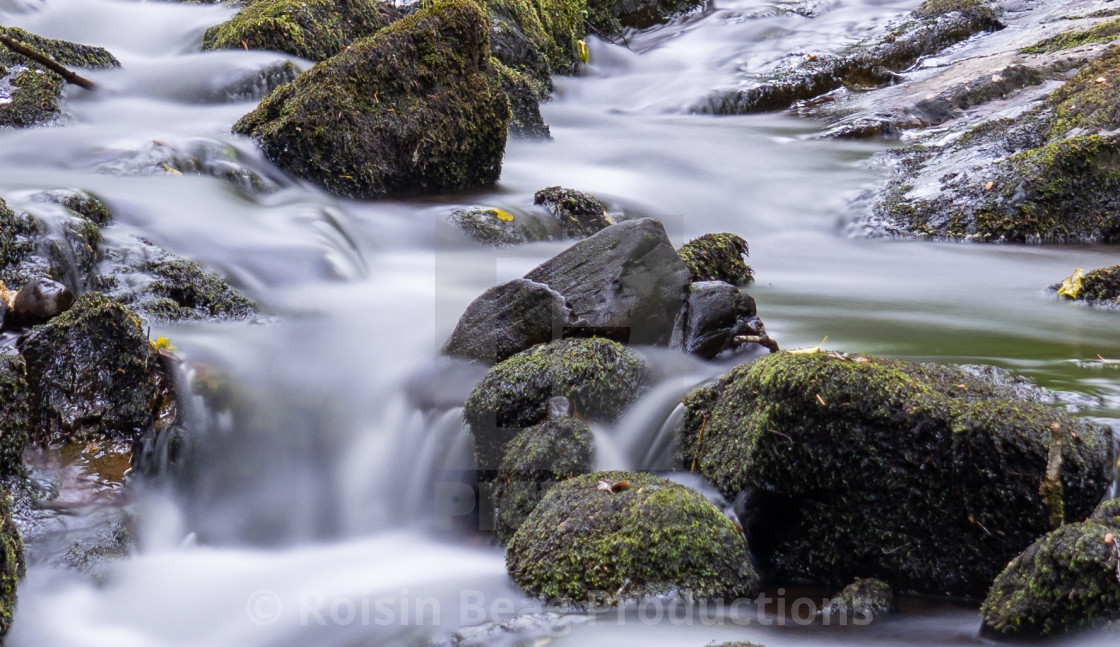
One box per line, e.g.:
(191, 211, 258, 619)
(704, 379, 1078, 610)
(234, 0, 510, 199)
(0, 26, 119, 69)
(141, 257, 255, 320)
(533, 186, 611, 238)
(201, 0, 398, 61)
(680, 351, 1111, 597)
(0, 198, 38, 286)
(677, 233, 753, 285)
(463, 337, 647, 471)
(20, 293, 161, 444)
(506, 471, 757, 605)
(38, 189, 112, 226)
(493, 415, 592, 541)
(1076, 265, 1120, 302)
(912, 0, 998, 23)
(827, 578, 894, 620)
(0, 492, 23, 639)
(1024, 17, 1120, 54)
(0, 352, 30, 478)
(1048, 46, 1120, 138)
(493, 60, 551, 139)
(981, 499, 1120, 637)
(478, 0, 585, 73)
(0, 68, 64, 127)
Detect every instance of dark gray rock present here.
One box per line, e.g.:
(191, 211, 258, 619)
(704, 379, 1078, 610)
(8, 278, 74, 329)
(0, 350, 30, 477)
(532, 186, 612, 239)
(448, 207, 550, 246)
(444, 279, 577, 364)
(823, 578, 895, 623)
(671, 281, 774, 359)
(524, 218, 690, 345)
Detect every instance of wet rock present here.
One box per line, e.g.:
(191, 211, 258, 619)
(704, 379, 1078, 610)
(533, 186, 613, 239)
(486, 9, 553, 89)
(824, 578, 895, 623)
(480, 0, 584, 78)
(677, 233, 752, 285)
(0, 26, 119, 128)
(444, 279, 576, 364)
(592, 0, 706, 32)
(463, 337, 647, 471)
(234, 0, 510, 199)
(8, 277, 74, 329)
(0, 351, 30, 477)
(0, 197, 39, 288)
(95, 138, 280, 194)
(20, 293, 164, 445)
(680, 351, 1111, 597)
(33, 189, 112, 227)
(1024, 16, 1120, 54)
(506, 471, 757, 605)
(201, 0, 399, 61)
(194, 60, 300, 104)
(980, 498, 1120, 638)
(0, 492, 23, 640)
(494, 61, 551, 140)
(695, 0, 1003, 115)
(670, 281, 774, 359)
(1054, 266, 1120, 308)
(524, 218, 690, 345)
(448, 206, 550, 246)
(493, 415, 593, 542)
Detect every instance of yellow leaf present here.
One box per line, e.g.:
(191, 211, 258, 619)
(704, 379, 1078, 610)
(161, 164, 182, 176)
(577, 40, 589, 64)
(492, 209, 514, 222)
(1057, 268, 1084, 299)
(150, 336, 176, 352)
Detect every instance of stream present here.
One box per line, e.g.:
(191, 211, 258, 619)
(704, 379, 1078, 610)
(1, 0, 1119, 644)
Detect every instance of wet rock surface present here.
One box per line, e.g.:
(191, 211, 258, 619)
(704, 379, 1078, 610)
(532, 186, 613, 239)
(670, 281, 773, 359)
(981, 498, 1120, 637)
(8, 277, 74, 330)
(680, 351, 1111, 597)
(234, 0, 510, 199)
(824, 578, 895, 623)
(506, 470, 758, 605)
(444, 279, 576, 364)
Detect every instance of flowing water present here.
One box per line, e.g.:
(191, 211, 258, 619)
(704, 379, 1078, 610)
(1, 0, 1119, 644)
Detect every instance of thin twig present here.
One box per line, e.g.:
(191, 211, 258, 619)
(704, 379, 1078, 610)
(0, 35, 97, 90)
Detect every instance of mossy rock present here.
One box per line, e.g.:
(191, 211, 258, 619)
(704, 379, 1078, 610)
(493, 61, 551, 139)
(234, 0, 510, 199)
(20, 293, 162, 444)
(479, 0, 584, 75)
(1024, 16, 1120, 54)
(911, 0, 998, 23)
(533, 186, 612, 239)
(1055, 265, 1120, 306)
(680, 351, 1111, 597)
(140, 256, 255, 320)
(1048, 46, 1120, 138)
(825, 578, 895, 622)
(463, 337, 647, 471)
(448, 206, 550, 246)
(0, 197, 38, 287)
(0, 492, 23, 639)
(677, 233, 752, 285)
(506, 471, 757, 605)
(34, 189, 112, 227)
(0, 351, 30, 477)
(493, 415, 593, 542)
(0, 26, 119, 128)
(980, 498, 1120, 637)
(201, 0, 399, 61)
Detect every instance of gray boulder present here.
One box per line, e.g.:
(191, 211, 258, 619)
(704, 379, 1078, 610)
(444, 279, 577, 364)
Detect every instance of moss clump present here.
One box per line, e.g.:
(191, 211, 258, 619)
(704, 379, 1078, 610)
(826, 578, 895, 621)
(0, 198, 38, 287)
(478, 0, 584, 73)
(912, 0, 999, 23)
(1048, 46, 1120, 138)
(533, 186, 611, 238)
(680, 351, 1111, 597)
(36, 189, 112, 226)
(1077, 265, 1120, 302)
(0, 492, 23, 639)
(234, 0, 510, 199)
(463, 337, 647, 471)
(1024, 17, 1120, 54)
(0, 352, 30, 477)
(0, 26, 119, 69)
(980, 499, 1120, 637)
(677, 233, 753, 285)
(201, 0, 398, 61)
(506, 471, 757, 605)
(20, 293, 161, 444)
(493, 415, 592, 542)
(141, 257, 255, 320)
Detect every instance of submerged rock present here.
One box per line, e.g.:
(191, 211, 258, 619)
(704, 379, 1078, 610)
(524, 218, 690, 344)
(444, 279, 576, 364)
(824, 578, 895, 623)
(0, 26, 119, 128)
(463, 337, 647, 471)
(493, 415, 593, 541)
(7, 277, 74, 329)
(20, 293, 164, 445)
(680, 351, 1111, 597)
(980, 498, 1120, 638)
(533, 186, 613, 239)
(234, 0, 510, 199)
(0, 351, 31, 477)
(677, 233, 752, 285)
(448, 206, 550, 246)
(201, 0, 399, 61)
(506, 471, 757, 605)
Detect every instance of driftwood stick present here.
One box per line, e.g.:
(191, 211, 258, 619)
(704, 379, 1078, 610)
(0, 35, 97, 90)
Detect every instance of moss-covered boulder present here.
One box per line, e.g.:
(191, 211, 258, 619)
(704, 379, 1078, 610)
(201, 0, 399, 61)
(980, 498, 1120, 638)
(234, 0, 510, 199)
(480, 0, 583, 77)
(677, 233, 752, 285)
(135, 256, 255, 321)
(0, 351, 30, 477)
(533, 186, 612, 239)
(0, 492, 23, 639)
(463, 337, 647, 471)
(20, 293, 163, 444)
(493, 415, 593, 541)
(680, 351, 1111, 597)
(0, 197, 39, 288)
(444, 279, 576, 364)
(0, 26, 119, 128)
(824, 578, 895, 623)
(506, 471, 757, 605)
